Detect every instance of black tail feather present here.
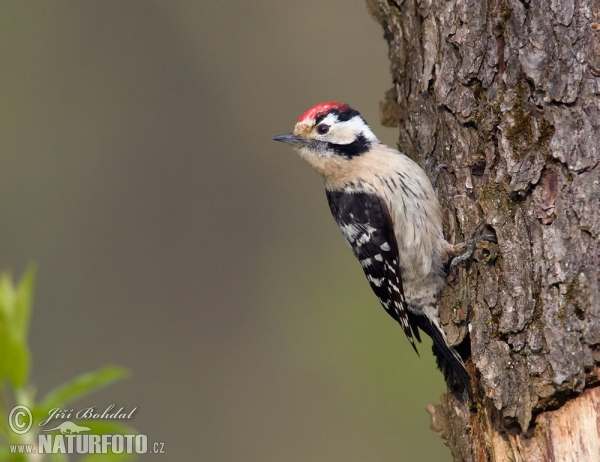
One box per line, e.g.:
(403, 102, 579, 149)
(408, 312, 472, 397)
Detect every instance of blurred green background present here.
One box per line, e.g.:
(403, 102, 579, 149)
(0, 1, 449, 460)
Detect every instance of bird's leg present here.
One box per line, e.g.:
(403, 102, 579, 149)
(449, 222, 495, 270)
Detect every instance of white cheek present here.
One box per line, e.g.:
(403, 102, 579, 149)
(342, 118, 376, 141)
(324, 131, 355, 144)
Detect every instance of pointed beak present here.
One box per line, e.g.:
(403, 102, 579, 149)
(272, 133, 304, 145)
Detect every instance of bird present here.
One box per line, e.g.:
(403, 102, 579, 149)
(273, 102, 474, 394)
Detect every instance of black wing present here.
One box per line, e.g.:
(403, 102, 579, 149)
(326, 189, 418, 352)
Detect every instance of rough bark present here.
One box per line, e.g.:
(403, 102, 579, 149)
(367, 0, 600, 460)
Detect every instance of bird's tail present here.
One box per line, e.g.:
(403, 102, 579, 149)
(408, 310, 472, 397)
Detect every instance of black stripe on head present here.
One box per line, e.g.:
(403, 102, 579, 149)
(328, 133, 371, 159)
(337, 107, 362, 122)
(314, 107, 363, 125)
(314, 112, 329, 125)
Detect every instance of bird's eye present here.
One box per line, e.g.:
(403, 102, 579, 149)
(316, 124, 330, 135)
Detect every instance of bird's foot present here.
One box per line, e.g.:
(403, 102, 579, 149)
(449, 222, 495, 270)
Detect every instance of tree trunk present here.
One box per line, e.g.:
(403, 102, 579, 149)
(367, 0, 600, 460)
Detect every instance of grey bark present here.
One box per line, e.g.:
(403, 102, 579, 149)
(367, 0, 600, 460)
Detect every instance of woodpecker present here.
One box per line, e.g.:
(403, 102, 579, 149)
(273, 102, 472, 394)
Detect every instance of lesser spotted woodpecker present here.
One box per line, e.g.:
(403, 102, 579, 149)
(273, 102, 471, 394)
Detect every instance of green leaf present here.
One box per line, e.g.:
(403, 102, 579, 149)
(75, 419, 137, 436)
(0, 442, 29, 462)
(0, 445, 16, 461)
(50, 421, 139, 461)
(13, 267, 35, 343)
(0, 272, 15, 318)
(37, 366, 129, 415)
(4, 339, 30, 390)
(0, 267, 35, 387)
(78, 421, 139, 462)
(0, 314, 12, 383)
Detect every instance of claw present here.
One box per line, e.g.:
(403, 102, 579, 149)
(425, 158, 450, 191)
(449, 222, 495, 270)
(425, 156, 436, 170)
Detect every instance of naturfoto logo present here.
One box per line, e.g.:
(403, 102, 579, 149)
(8, 404, 165, 456)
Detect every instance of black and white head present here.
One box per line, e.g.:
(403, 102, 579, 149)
(272, 102, 379, 177)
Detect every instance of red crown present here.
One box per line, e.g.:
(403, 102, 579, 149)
(297, 102, 348, 123)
